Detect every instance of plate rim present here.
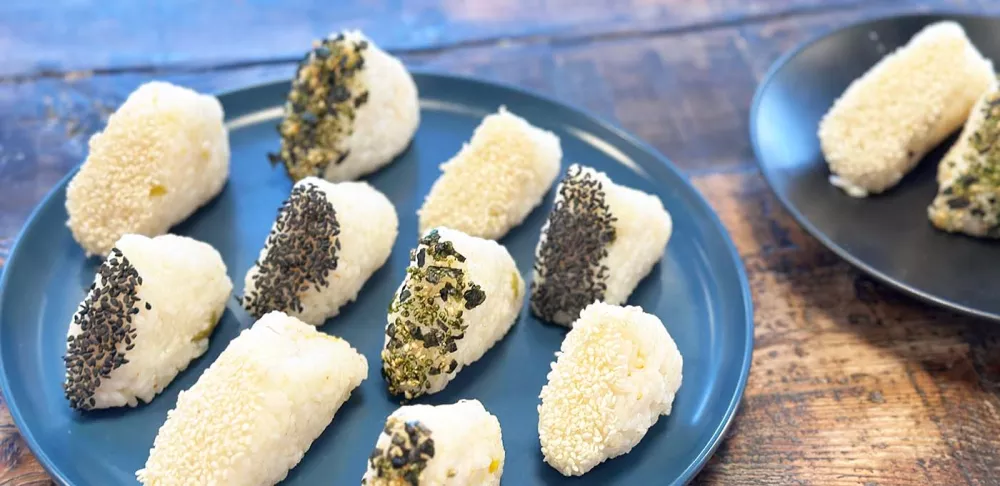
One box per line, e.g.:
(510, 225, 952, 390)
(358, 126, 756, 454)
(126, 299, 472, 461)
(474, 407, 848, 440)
(0, 70, 754, 485)
(749, 11, 1000, 323)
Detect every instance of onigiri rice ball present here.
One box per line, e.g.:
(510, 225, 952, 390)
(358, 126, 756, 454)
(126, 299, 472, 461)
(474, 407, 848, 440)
(531, 164, 672, 326)
(66, 81, 230, 256)
(418, 107, 561, 240)
(137, 311, 368, 486)
(362, 399, 505, 485)
(63, 234, 232, 411)
(242, 177, 398, 325)
(819, 21, 994, 197)
(381, 227, 524, 399)
(538, 302, 683, 476)
(273, 30, 419, 182)
(928, 82, 1000, 237)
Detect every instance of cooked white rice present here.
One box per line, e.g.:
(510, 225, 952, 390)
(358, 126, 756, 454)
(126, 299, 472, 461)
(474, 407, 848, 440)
(538, 302, 683, 476)
(242, 177, 398, 325)
(819, 21, 994, 197)
(362, 399, 504, 485)
(137, 311, 368, 486)
(63, 234, 231, 411)
(418, 107, 561, 239)
(531, 164, 672, 326)
(381, 227, 524, 399)
(66, 81, 229, 256)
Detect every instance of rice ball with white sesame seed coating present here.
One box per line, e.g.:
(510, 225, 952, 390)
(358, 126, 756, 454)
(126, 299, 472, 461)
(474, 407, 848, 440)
(241, 176, 398, 325)
(274, 30, 419, 182)
(362, 399, 505, 485)
(66, 81, 229, 256)
(418, 107, 561, 239)
(538, 302, 683, 476)
(137, 311, 368, 486)
(819, 21, 994, 197)
(63, 234, 232, 411)
(381, 227, 524, 400)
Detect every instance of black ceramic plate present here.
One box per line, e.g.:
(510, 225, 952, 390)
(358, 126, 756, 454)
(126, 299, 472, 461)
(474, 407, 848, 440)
(751, 13, 1000, 321)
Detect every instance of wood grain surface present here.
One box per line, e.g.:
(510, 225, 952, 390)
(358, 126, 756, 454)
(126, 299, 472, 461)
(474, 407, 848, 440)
(2, 0, 1000, 484)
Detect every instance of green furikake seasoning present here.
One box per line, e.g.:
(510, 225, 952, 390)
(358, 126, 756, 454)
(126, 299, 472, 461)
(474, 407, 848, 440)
(364, 418, 435, 485)
(64, 247, 144, 410)
(269, 34, 371, 181)
(939, 91, 1000, 234)
(242, 182, 341, 317)
(530, 165, 617, 324)
(381, 230, 486, 400)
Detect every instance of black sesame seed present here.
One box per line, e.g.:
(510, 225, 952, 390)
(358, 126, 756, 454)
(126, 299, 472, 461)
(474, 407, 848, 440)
(531, 165, 617, 323)
(243, 183, 341, 319)
(63, 254, 143, 410)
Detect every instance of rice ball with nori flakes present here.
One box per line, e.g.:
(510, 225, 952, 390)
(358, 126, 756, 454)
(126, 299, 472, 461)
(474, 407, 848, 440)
(928, 82, 1000, 237)
(63, 234, 231, 411)
(272, 30, 419, 182)
(418, 107, 561, 240)
(242, 176, 398, 325)
(362, 399, 504, 486)
(538, 302, 683, 476)
(381, 227, 524, 400)
(531, 164, 672, 326)
(137, 311, 368, 486)
(66, 81, 229, 256)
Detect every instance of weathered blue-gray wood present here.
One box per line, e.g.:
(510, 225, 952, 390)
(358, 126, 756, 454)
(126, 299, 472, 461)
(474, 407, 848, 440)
(2, 0, 1000, 485)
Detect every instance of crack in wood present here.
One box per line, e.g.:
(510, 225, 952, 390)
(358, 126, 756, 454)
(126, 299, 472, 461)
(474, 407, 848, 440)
(0, 0, 895, 84)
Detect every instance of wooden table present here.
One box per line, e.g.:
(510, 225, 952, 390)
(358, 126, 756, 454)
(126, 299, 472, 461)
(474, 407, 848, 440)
(2, 0, 1000, 484)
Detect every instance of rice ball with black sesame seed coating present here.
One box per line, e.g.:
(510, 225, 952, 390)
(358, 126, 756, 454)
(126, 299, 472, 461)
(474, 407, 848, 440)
(819, 21, 994, 197)
(241, 176, 398, 325)
(531, 164, 672, 326)
(381, 227, 524, 400)
(137, 311, 368, 486)
(538, 302, 683, 477)
(66, 81, 229, 256)
(274, 30, 419, 182)
(418, 107, 561, 240)
(362, 399, 504, 485)
(63, 234, 232, 411)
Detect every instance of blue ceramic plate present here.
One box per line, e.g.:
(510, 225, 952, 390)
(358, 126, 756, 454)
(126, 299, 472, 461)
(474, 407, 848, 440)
(0, 73, 752, 485)
(751, 14, 1000, 321)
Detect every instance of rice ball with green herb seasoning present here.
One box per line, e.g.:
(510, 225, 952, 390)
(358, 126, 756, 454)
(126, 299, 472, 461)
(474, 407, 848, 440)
(418, 107, 561, 240)
(362, 399, 505, 486)
(272, 30, 419, 182)
(242, 176, 398, 326)
(63, 234, 231, 411)
(531, 164, 672, 326)
(538, 302, 683, 476)
(66, 81, 229, 256)
(381, 227, 524, 400)
(137, 311, 368, 486)
(928, 82, 1000, 237)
